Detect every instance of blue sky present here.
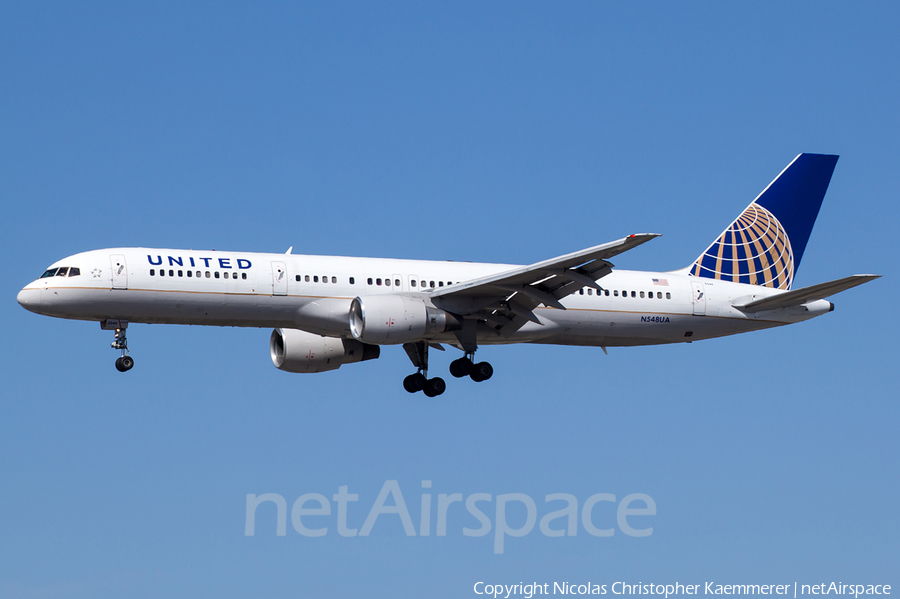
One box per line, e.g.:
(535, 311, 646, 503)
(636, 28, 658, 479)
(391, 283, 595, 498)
(1, 3, 897, 597)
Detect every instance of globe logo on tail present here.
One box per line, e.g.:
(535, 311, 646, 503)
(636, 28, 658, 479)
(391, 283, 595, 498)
(690, 203, 794, 290)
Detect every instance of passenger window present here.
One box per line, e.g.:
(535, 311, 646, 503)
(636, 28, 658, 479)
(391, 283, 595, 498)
(395, 279, 400, 287)
(666, 292, 671, 299)
(411, 280, 416, 287)
(332, 276, 337, 284)
(613, 290, 618, 297)
(640, 291, 645, 298)
(150, 269, 155, 276)
(169, 270, 174, 277)
(438, 282, 444, 287)
(56, 267, 68, 276)
(242, 273, 247, 280)
(295, 275, 301, 282)
(349, 277, 355, 284)
(420, 281, 426, 288)
(631, 291, 636, 298)
(376, 278, 382, 286)
(187, 271, 192, 277)
(68, 267, 80, 277)
(205, 271, 211, 278)
(605, 290, 609, 296)
(178, 270, 183, 277)
(367, 278, 373, 285)
(579, 289, 584, 295)
(430, 281, 435, 288)
(588, 289, 593, 295)
(385, 279, 391, 286)
(232, 273, 237, 279)
(314, 276, 318, 282)
(160, 270, 165, 277)
(215, 272, 220, 279)
(224, 272, 230, 279)
(657, 292, 662, 299)
(196, 271, 201, 278)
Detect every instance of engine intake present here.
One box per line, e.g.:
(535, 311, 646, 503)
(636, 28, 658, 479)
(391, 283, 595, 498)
(270, 328, 379, 373)
(349, 295, 461, 345)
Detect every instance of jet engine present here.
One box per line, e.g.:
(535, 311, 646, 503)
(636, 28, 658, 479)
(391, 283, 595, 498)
(270, 328, 380, 373)
(349, 295, 461, 345)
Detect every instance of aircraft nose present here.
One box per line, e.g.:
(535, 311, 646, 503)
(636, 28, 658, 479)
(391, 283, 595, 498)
(17, 287, 42, 313)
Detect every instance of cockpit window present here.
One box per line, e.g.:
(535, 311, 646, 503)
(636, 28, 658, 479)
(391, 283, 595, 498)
(40, 266, 80, 278)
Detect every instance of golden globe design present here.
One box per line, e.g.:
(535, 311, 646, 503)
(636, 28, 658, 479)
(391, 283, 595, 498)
(691, 203, 794, 290)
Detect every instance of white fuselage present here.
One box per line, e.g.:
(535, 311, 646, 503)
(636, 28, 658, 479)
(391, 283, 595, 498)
(17, 247, 833, 348)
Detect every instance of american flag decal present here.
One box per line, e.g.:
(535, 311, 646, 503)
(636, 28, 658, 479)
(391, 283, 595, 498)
(652, 278, 669, 286)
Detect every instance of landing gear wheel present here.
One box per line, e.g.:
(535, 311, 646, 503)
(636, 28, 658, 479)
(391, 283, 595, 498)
(120, 355, 134, 371)
(423, 377, 446, 397)
(449, 357, 473, 378)
(469, 361, 493, 382)
(403, 372, 427, 393)
(115, 357, 125, 372)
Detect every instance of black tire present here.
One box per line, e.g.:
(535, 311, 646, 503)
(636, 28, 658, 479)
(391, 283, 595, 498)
(423, 377, 446, 397)
(121, 355, 134, 371)
(403, 373, 426, 393)
(115, 357, 126, 372)
(470, 361, 493, 382)
(449, 357, 473, 378)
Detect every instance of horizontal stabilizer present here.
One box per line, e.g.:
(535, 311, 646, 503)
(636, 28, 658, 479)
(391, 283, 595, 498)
(734, 274, 880, 313)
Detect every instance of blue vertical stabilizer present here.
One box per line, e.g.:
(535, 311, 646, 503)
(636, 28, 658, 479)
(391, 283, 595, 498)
(689, 153, 838, 290)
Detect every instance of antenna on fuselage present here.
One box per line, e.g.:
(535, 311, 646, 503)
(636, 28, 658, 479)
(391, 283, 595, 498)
(285, 246, 293, 254)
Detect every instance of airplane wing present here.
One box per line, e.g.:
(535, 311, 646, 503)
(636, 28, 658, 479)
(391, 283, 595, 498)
(734, 274, 880, 313)
(430, 233, 660, 339)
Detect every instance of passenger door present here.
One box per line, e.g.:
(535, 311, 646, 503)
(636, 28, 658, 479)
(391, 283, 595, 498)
(691, 280, 706, 316)
(110, 254, 128, 290)
(271, 261, 287, 296)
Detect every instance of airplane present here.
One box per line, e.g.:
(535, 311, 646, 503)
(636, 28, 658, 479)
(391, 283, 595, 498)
(17, 153, 879, 396)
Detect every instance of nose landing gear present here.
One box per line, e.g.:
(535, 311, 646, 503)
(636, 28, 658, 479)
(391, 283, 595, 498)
(103, 319, 134, 372)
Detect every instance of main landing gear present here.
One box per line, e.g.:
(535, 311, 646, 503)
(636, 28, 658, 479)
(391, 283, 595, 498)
(402, 342, 493, 396)
(106, 321, 134, 372)
(449, 354, 493, 382)
(402, 341, 446, 397)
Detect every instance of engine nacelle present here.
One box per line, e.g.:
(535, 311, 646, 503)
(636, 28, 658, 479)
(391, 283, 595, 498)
(270, 328, 380, 373)
(349, 295, 461, 345)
